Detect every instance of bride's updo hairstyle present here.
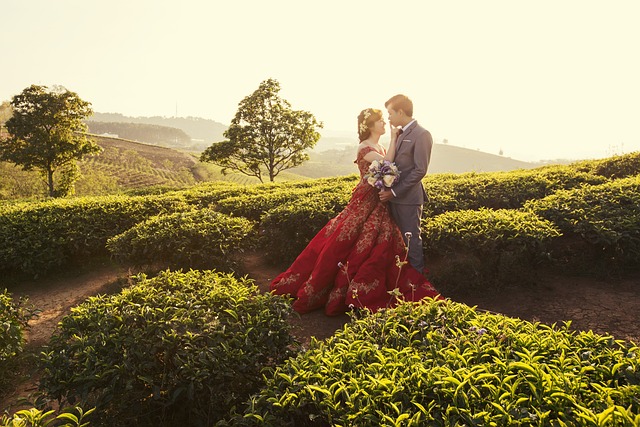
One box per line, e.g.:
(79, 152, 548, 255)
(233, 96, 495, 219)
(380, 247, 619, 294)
(357, 108, 383, 142)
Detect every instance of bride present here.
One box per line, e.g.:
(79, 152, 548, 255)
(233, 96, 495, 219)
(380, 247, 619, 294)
(270, 108, 441, 315)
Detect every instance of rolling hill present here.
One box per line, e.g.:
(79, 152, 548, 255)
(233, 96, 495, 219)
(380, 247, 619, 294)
(89, 113, 227, 152)
(88, 113, 540, 176)
(81, 134, 199, 189)
(291, 142, 537, 178)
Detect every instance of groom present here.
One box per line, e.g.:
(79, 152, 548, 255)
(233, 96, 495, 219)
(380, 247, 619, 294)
(379, 94, 433, 274)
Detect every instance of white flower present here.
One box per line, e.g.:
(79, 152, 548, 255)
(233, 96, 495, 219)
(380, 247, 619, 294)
(383, 174, 396, 187)
(367, 176, 378, 186)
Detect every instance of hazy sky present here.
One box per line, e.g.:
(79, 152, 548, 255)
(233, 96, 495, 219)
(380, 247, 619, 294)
(2, 0, 639, 161)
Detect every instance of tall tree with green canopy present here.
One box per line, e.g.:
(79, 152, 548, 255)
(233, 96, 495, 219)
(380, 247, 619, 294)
(200, 78, 323, 183)
(1, 85, 101, 197)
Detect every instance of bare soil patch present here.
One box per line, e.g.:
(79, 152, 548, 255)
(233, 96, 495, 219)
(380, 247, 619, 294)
(1, 253, 638, 414)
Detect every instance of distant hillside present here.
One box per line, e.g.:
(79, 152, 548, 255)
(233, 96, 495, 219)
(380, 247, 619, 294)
(87, 114, 538, 175)
(90, 113, 228, 152)
(80, 134, 199, 190)
(429, 143, 536, 173)
(291, 142, 537, 178)
(81, 135, 307, 191)
(86, 121, 193, 151)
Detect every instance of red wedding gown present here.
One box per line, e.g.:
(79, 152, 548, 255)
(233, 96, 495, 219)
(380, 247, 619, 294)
(270, 145, 441, 316)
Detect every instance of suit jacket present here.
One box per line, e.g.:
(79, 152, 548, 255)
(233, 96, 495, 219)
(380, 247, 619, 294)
(390, 120, 433, 205)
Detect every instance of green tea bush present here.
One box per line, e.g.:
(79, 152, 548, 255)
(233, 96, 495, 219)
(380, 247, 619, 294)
(422, 208, 561, 289)
(181, 176, 357, 212)
(39, 270, 297, 427)
(0, 289, 35, 391)
(215, 179, 354, 221)
(179, 181, 260, 208)
(571, 151, 640, 179)
(0, 194, 189, 276)
(0, 407, 93, 427)
(259, 190, 352, 264)
(226, 299, 640, 426)
(106, 208, 255, 272)
(525, 175, 640, 271)
(423, 167, 607, 216)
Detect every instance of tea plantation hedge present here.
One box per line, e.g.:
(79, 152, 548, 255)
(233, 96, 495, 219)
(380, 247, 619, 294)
(422, 208, 561, 287)
(214, 176, 356, 221)
(526, 175, 640, 270)
(106, 208, 254, 272)
(225, 299, 640, 426)
(39, 270, 296, 426)
(0, 407, 94, 427)
(572, 151, 640, 179)
(0, 152, 638, 279)
(422, 166, 607, 216)
(0, 194, 190, 276)
(0, 290, 34, 391)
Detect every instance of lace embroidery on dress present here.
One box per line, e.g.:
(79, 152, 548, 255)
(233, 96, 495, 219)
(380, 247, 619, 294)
(272, 272, 300, 290)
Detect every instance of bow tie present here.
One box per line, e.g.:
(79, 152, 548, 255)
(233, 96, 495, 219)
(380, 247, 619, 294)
(398, 128, 404, 135)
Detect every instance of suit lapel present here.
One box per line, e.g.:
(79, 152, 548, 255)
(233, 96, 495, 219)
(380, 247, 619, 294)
(395, 121, 418, 154)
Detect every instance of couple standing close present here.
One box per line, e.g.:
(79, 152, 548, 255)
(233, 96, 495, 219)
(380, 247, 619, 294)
(270, 94, 442, 315)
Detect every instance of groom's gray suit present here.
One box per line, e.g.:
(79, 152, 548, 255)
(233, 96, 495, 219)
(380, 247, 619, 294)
(388, 120, 433, 272)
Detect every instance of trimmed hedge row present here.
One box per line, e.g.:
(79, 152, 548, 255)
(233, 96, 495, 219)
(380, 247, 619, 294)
(214, 177, 356, 221)
(224, 299, 640, 426)
(423, 166, 607, 216)
(526, 175, 640, 270)
(39, 270, 297, 427)
(423, 208, 561, 255)
(572, 151, 640, 179)
(106, 208, 255, 272)
(422, 208, 561, 288)
(181, 181, 273, 209)
(0, 194, 189, 276)
(1, 153, 637, 279)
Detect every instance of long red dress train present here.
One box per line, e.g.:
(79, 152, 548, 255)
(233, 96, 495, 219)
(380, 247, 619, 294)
(270, 146, 441, 316)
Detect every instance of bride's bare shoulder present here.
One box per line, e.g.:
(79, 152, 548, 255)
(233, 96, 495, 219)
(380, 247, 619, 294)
(357, 142, 373, 153)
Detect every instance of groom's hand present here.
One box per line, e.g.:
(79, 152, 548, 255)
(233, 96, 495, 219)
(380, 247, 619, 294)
(379, 189, 394, 202)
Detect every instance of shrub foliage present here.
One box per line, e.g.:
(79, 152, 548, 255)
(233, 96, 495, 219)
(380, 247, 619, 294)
(39, 270, 297, 426)
(227, 299, 640, 426)
(0, 289, 35, 392)
(106, 208, 255, 271)
(422, 208, 561, 288)
(0, 194, 189, 276)
(422, 166, 607, 216)
(0, 407, 94, 427)
(526, 175, 640, 270)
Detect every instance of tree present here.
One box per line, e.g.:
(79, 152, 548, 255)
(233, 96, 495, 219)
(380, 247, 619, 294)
(200, 79, 323, 183)
(1, 85, 101, 197)
(0, 101, 11, 124)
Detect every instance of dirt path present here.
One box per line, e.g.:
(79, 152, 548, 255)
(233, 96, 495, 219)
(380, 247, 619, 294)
(244, 252, 640, 345)
(1, 254, 639, 414)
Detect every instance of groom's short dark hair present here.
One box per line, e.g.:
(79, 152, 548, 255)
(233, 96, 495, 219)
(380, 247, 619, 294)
(385, 94, 413, 117)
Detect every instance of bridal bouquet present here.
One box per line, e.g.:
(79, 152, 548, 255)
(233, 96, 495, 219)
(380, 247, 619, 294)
(364, 160, 400, 189)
